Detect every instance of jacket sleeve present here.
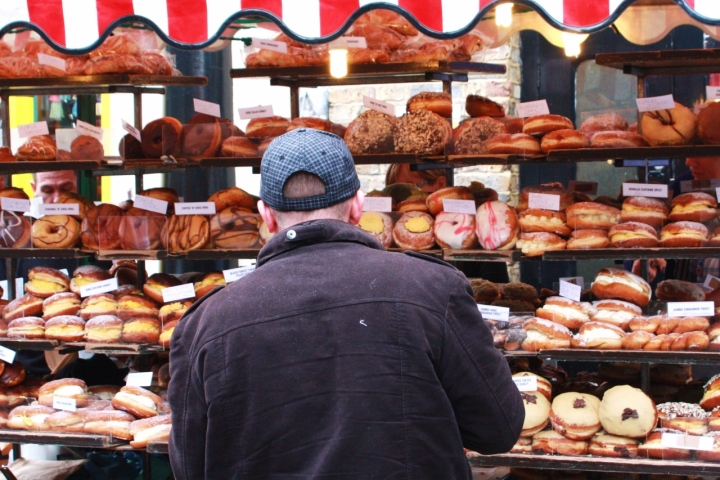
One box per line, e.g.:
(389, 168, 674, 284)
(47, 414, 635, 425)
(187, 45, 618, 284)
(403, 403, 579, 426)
(436, 270, 524, 454)
(168, 312, 208, 480)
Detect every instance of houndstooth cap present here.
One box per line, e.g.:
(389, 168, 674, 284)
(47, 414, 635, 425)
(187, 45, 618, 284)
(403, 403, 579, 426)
(260, 129, 360, 212)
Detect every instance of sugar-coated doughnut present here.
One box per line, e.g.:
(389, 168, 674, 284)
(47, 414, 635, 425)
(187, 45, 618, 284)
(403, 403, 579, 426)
(45, 315, 85, 341)
(620, 196, 669, 229)
(407, 92, 452, 118)
(669, 191, 717, 223)
(698, 101, 720, 145)
(540, 129, 588, 152)
(571, 321, 626, 349)
(522, 114, 574, 136)
(517, 232, 567, 257)
(566, 202, 620, 230)
(465, 95, 505, 118)
(590, 131, 648, 148)
(591, 267, 651, 307)
(566, 229, 610, 250)
(518, 209, 571, 236)
(112, 386, 161, 418)
(579, 113, 628, 138)
(487, 133, 541, 155)
(608, 222, 659, 248)
(358, 212, 394, 248)
(392, 212, 435, 251)
(660, 221, 708, 248)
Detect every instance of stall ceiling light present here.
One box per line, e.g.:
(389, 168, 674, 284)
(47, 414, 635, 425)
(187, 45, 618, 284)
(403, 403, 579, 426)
(496, 3, 514, 28)
(329, 48, 348, 78)
(562, 32, 588, 57)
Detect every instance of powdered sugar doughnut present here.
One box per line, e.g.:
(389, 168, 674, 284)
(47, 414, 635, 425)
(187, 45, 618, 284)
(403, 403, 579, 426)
(476, 201, 519, 251)
(434, 212, 477, 249)
(358, 212, 393, 248)
(579, 113, 628, 138)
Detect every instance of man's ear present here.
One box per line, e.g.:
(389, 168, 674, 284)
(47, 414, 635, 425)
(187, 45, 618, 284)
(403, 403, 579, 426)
(347, 190, 365, 226)
(257, 201, 279, 233)
(435, 175, 447, 189)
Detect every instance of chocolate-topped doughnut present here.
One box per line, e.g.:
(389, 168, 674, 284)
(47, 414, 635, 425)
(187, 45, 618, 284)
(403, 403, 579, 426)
(32, 215, 81, 249)
(0, 210, 31, 248)
(209, 207, 260, 249)
(81, 204, 124, 250)
(161, 215, 209, 253)
(453, 117, 507, 154)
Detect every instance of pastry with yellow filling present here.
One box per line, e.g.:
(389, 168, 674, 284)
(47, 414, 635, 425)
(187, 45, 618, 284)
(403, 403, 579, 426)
(69, 265, 111, 296)
(669, 192, 717, 223)
(7, 316, 45, 339)
(143, 273, 181, 304)
(620, 196, 669, 228)
(357, 212, 394, 248)
(392, 211, 435, 250)
(194, 272, 226, 299)
(84, 315, 123, 343)
(44, 315, 85, 341)
(25, 267, 70, 298)
(117, 294, 159, 320)
(608, 222, 658, 248)
(566, 202, 620, 230)
(159, 319, 179, 348)
(159, 301, 192, 324)
(42, 292, 81, 320)
(660, 221, 708, 248)
(121, 316, 160, 344)
(7, 405, 55, 431)
(79, 293, 118, 319)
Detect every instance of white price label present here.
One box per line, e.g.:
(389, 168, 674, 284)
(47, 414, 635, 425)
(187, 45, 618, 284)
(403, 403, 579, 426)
(37, 53, 66, 71)
(39, 204, 79, 216)
(661, 432, 713, 451)
(442, 199, 477, 214)
(133, 194, 168, 214)
(622, 183, 668, 198)
(15, 278, 23, 299)
(223, 265, 256, 283)
(516, 99, 550, 118)
(162, 283, 196, 303)
(362, 197, 392, 213)
(175, 202, 216, 215)
(17, 121, 49, 139)
(559, 277, 584, 289)
(251, 38, 288, 54)
(0, 345, 15, 363)
(667, 301, 715, 317)
(126, 371, 153, 387)
(477, 304, 510, 322)
(568, 181, 598, 195)
(76, 120, 104, 141)
(122, 120, 141, 141)
(59, 269, 69, 276)
(193, 98, 221, 118)
(238, 105, 274, 119)
(513, 376, 538, 392)
(528, 193, 560, 211)
(705, 274, 720, 290)
(636, 94, 676, 112)
(363, 96, 395, 116)
(79, 278, 118, 298)
(345, 36, 367, 49)
(559, 280, 582, 302)
(717, 187, 720, 203)
(0, 198, 30, 213)
(707, 86, 720, 101)
(52, 396, 76, 412)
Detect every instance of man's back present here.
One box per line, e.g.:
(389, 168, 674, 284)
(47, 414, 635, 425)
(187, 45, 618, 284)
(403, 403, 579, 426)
(169, 220, 523, 479)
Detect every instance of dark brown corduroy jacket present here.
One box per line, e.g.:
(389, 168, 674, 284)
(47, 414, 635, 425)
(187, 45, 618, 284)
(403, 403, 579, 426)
(169, 219, 524, 480)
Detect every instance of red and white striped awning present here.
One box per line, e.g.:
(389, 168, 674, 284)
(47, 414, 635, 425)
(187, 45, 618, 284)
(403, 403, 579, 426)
(0, 0, 719, 53)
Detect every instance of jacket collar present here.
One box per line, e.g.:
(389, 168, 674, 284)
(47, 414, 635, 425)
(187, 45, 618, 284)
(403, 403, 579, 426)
(257, 219, 385, 267)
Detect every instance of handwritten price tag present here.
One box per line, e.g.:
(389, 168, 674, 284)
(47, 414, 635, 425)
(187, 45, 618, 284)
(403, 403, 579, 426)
(442, 199, 477, 214)
(122, 120, 141, 141)
(76, 120, 103, 141)
(0, 198, 30, 213)
(636, 94, 675, 112)
(362, 197, 392, 212)
(53, 397, 77, 412)
(175, 202, 216, 215)
(162, 283, 196, 303)
(329, 37, 368, 49)
(126, 371, 153, 387)
(707, 87, 720, 101)
(477, 304, 509, 322)
(37, 53, 66, 71)
(17, 121, 49, 139)
(622, 183, 668, 198)
(363, 96, 395, 116)
(559, 280, 582, 302)
(516, 100, 550, 118)
(528, 193, 560, 211)
(133, 195, 168, 214)
(39, 204, 79, 216)
(239, 105, 274, 119)
(513, 376, 538, 392)
(193, 99, 221, 118)
(223, 265, 256, 283)
(79, 278, 118, 298)
(251, 38, 288, 54)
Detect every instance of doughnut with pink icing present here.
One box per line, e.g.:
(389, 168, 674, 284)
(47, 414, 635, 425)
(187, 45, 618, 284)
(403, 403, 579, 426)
(475, 201, 519, 250)
(433, 212, 477, 249)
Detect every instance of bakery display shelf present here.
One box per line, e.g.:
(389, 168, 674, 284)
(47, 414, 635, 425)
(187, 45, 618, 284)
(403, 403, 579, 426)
(0, 75, 208, 92)
(388, 248, 443, 258)
(0, 430, 123, 448)
(0, 339, 59, 351)
(0, 160, 101, 175)
(447, 154, 546, 166)
(64, 342, 165, 355)
(146, 441, 169, 454)
(0, 249, 90, 259)
(543, 247, 720, 262)
(96, 250, 169, 261)
(546, 145, 720, 162)
(443, 250, 525, 263)
(466, 452, 720, 476)
(230, 61, 506, 87)
(538, 349, 720, 366)
(596, 48, 720, 76)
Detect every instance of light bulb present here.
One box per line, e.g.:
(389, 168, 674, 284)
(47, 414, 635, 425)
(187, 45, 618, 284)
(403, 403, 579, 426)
(496, 3, 513, 28)
(329, 49, 348, 78)
(562, 32, 588, 57)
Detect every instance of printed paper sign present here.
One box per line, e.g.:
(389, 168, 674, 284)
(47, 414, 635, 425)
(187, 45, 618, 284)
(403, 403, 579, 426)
(133, 195, 168, 214)
(622, 183, 668, 198)
(193, 98, 221, 118)
(126, 371, 153, 387)
(53, 397, 76, 412)
(15, 278, 23, 299)
(516, 99, 550, 118)
(0, 198, 30, 213)
(39, 204, 79, 216)
(238, 105, 274, 119)
(76, 120, 103, 141)
(623, 159, 669, 168)
(59, 269, 69, 276)
(175, 202, 216, 215)
(707, 86, 720, 101)
(667, 301, 714, 317)
(636, 94, 675, 112)
(363, 96, 395, 116)
(705, 275, 720, 290)
(559, 280, 582, 302)
(477, 304, 510, 322)
(560, 277, 584, 288)
(17, 121, 49, 139)
(442, 199, 477, 215)
(37, 53, 66, 71)
(122, 120, 141, 141)
(79, 278, 118, 298)
(513, 376, 538, 392)
(568, 181, 598, 195)
(251, 38, 288, 54)
(661, 433, 713, 451)
(362, 197, 392, 212)
(0, 346, 15, 364)
(345, 37, 367, 49)
(717, 187, 720, 203)
(528, 193, 560, 211)
(223, 265, 256, 283)
(161, 283, 196, 303)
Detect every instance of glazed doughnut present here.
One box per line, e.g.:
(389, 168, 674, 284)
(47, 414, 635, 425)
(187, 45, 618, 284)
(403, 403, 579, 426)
(221, 136, 258, 157)
(476, 201, 519, 250)
(207, 186, 255, 212)
(590, 131, 648, 148)
(0, 211, 31, 249)
(161, 215, 210, 253)
(487, 133, 541, 155)
(42, 292, 81, 320)
(7, 317, 45, 339)
(426, 186, 474, 216)
(0, 362, 25, 387)
(518, 209, 571, 236)
(452, 117, 507, 154)
(640, 102, 697, 146)
(622, 331, 655, 350)
(579, 113, 628, 138)
(245, 116, 290, 138)
(566, 202, 620, 230)
(698, 101, 720, 144)
(81, 204, 124, 250)
(608, 222, 659, 248)
(406, 92, 452, 118)
(140, 117, 182, 158)
(591, 267, 651, 307)
(344, 110, 397, 154)
(70, 135, 104, 160)
(395, 110, 451, 155)
(210, 207, 260, 249)
(118, 207, 165, 250)
(570, 321, 626, 349)
(465, 95, 505, 118)
(16, 135, 57, 161)
(56, 192, 94, 222)
(358, 212, 393, 248)
(660, 221, 708, 248)
(517, 232, 566, 257)
(392, 212, 435, 251)
(179, 120, 222, 158)
(540, 129, 588, 152)
(669, 191, 717, 223)
(549, 392, 601, 440)
(522, 114, 574, 136)
(620, 196, 669, 229)
(433, 212, 477, 249)
(566, 229, 610, 249)
(112, 386, 162, 418)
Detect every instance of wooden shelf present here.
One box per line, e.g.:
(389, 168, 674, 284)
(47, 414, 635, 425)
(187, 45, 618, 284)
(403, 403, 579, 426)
(467, 452, 720, 476)
(147, 441, 169, 454)
(0, 248, 90, 259)
(543, 247, 720, 261)
(0, 339, 59, 351)
(546, 145, 720, 161)
(538, 349, 720, 365)
(0, 430, 123, 448)
(443, 250, 524, 263)
(0, 75, 207, 95)
(64, 342, 166, 355)
(596, 48, 720, 76)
